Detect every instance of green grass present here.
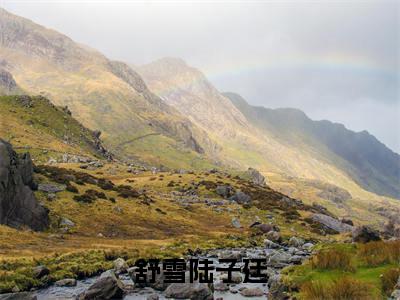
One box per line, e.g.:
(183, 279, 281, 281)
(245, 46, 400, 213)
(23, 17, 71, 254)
(283, 241, 400, 299)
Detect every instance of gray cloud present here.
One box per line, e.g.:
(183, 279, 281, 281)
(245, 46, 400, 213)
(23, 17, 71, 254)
(2, 0, 399, 152)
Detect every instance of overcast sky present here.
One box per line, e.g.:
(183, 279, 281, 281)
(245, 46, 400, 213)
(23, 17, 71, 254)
(1, 0, 399, 152)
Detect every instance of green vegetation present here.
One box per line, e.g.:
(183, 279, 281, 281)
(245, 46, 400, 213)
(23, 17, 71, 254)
(283, 240, 400, 299)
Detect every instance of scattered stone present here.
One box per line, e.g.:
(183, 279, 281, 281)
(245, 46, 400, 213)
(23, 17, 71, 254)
(79, 270, 124, 300)
(214, 281, 229, 291)
(218, 250, 242, 260)
(302, 242, 314, 251)
(288, 236, 304, 248)
(33, 266, 49, 279)
(215, 185, 233, 198)
(113, 258, 129, 274)
(264, 239, 280, 249)
(55, 278, 77, 287)
(60, 217, 75, 228)
(231, 217, 242, 228)
(0, 292, 38, 300)
(38, 183, 66, 193)
(265, 231, 281, 242)
(229, 191, 251, 204)
(220, 272, 242, 284)
(239, 287, 264, 297)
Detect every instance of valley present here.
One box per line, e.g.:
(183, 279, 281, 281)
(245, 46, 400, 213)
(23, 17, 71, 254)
(0, 6, 399, 300)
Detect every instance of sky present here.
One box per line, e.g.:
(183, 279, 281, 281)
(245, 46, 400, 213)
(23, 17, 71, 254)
(1, 0, 399, 152)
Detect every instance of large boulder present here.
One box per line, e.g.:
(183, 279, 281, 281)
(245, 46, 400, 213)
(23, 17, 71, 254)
(352, 226, 381, 243)
(312, 213, 353, 233)
(247, 167, 266, 186)
(79, 270, 124, 299)
(164, 281, 213, 300)
(0, 140, 49, 231)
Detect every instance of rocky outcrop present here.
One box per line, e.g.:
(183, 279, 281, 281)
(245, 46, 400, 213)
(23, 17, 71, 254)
(247, 167, 266, 186)
(311, 213, 353, 233)
(0, 140, 49, 231)
(0, 69, 21, 95)
(352, 226, 381, 243)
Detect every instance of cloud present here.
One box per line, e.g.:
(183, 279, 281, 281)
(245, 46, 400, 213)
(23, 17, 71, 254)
(2, 0, 399, 152)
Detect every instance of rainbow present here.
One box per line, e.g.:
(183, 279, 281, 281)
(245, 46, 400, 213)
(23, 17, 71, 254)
(151, 52, 393, 98)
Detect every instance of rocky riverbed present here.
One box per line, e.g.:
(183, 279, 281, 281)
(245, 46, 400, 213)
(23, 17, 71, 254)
(25, 237, 313, 300)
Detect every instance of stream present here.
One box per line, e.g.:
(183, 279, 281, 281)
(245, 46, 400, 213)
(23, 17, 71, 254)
(33, 241, 312, 300)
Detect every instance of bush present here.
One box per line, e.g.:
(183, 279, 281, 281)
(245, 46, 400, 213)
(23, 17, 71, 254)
(300, 277, 375, 300)
(358, 240, 400, 266)
(310, 248, 355, 271)
(381, 268, 400, 296)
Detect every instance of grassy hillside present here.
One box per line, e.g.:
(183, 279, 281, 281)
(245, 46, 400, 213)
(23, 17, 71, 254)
(0, 95, 108, 163)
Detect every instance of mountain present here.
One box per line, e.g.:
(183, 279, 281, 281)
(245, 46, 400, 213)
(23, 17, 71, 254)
(225, 92, 400, 199)
(0, 68, 23, 95)
(0, 8, 215, 170)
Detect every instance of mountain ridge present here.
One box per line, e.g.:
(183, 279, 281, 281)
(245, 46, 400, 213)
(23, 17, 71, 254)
(225, 92, 400, 199)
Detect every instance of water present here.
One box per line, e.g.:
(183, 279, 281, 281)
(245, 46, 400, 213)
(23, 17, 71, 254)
(34, 246, 307, 300)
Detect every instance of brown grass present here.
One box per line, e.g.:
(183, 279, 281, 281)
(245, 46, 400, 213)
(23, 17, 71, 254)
(300, 277, 376, 300)
(381, 268, 400, 296)
(310, 248, 355, 271)
(358, 240, 400, 266)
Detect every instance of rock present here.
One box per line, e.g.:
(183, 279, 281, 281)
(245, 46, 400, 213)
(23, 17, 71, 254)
(288, 237, 304, 248)
(38, 183, 66, 193)
(247, 168, 266, 186)
(47, 193, 56, 201)
(352, 226, 381, 243)
(264, 239, 280, 249)
(33, 265, 49, 279)
(128, 264, 170, 291)
(0, 140, 49, 231)
(55, 278, 77, 287)
(289, 255, 303, 264)
(164, 281, 213, 300)
(0, 292, 37, 300)
(312, 213, 353, 233)
(268, 279, 289, 300)
(147, 294, 159, 300)
(60, 217, 75, 228)
(215, 185, 233, 198)
(268, 251, 291, 267)
(265, 230, 281, 242)
(113, 258, 129, 273)
(302, 242, 314, 251)
(341, 218, 354, 226)
(0, 69, 19, 94)
(218, 250, 242, 260)
(220, 272, 242, 284)
(239, 287, 264, 297)
(79, 270, 124, 299)
(214, 281, 229, 291)
(231, 217, 242, 228)
(229, 191, 251, 204)
(256, 224, 277, 233)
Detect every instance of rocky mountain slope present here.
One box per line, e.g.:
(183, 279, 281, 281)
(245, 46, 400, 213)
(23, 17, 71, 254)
(0, 8, 214, 169)
(137, 59, 399, 200)
(225, 92, 400, 199)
